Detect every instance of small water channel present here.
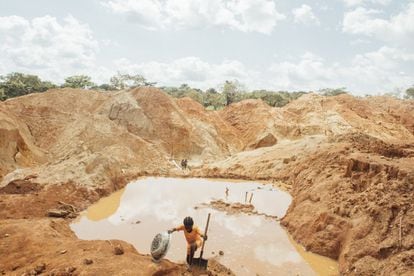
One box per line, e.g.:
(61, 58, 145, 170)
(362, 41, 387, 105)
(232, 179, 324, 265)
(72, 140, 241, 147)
(71, 177, 338, 276)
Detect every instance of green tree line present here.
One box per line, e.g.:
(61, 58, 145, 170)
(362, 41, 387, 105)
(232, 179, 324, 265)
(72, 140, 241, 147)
(161, 81, 307, 109)
(1, 72, 413, 109)
(0, 72, 154, 101)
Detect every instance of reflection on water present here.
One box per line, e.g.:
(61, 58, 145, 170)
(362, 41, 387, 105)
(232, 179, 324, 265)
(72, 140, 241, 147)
(71, 177, 338, 276)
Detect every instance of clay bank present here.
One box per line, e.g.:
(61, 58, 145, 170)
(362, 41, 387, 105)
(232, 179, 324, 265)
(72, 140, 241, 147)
(71, 177, 338, 276)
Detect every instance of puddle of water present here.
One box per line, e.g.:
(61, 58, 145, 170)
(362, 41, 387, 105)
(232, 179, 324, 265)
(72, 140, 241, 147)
(71, 177, 338, 276)
(289, 234, 339, 276)
(86, 189, 125, 221)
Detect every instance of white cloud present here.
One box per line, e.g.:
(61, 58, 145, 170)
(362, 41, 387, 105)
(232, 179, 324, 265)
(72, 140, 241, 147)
(0, 12, 411, 95)
(268, 47, 414, 94)
(112, 56, 257, 88)
(269, 52, 339, 90)
(101, 0, 286, 34)
(343, 3, 414, 46)
(349, 38, 371, 46)
(342, 0, 391, 7)
(345, 47, 414, 92)
(353, 46, 414, 69)
(292, 4, 320, 25)
(111, 47, 413, 94)
(0, 15, 100, 82)
(341, 2, 414, 94)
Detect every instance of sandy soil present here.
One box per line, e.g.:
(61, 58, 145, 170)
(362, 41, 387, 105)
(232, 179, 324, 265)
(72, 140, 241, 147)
(1, 88, 413, 275)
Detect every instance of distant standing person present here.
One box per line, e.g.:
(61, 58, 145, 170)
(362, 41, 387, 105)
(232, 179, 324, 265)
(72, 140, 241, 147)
(181, 159, 188, 170)
(168, 216, 207, 266)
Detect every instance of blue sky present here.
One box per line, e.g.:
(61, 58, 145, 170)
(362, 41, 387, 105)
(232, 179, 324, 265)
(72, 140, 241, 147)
(0, 0, 413, 95)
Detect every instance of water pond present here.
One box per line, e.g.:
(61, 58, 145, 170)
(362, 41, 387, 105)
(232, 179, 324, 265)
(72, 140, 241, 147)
(71, 177, 338, 276)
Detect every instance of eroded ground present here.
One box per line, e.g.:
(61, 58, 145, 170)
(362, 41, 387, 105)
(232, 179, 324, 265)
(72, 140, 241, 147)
(1, 88, 414, 275)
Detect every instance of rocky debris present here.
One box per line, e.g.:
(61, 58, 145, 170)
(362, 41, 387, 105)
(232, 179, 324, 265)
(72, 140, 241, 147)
(57, 201, 77, 212)
(200, 200, 279, 220)
(283, 155, 297, 164)
(47, 201, 77, 218)
(83, 259, 93, 265)
(47, 209, 71, 218)
(34, 264, 46, 274)
(24, 174, 38, 180)
(219, 251, 224, 256)
(179, 259, 234, 276)
(49, 266, 77, 276)
(209, 262, 234, 276)
(247, 133, 277, 150)
(0, 181, 91, 220)
(114, 244, 124, 255)
(67, 266, 76, 273)
(205, 200, 254, 215)
(22, 263, 46, 276)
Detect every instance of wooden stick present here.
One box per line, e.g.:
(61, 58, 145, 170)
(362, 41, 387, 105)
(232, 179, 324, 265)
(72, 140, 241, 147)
(399, 216, 403, 248)
(249, 193, 254, 204)
(199, 213, 211, 260)
(245, 192, 248, 203)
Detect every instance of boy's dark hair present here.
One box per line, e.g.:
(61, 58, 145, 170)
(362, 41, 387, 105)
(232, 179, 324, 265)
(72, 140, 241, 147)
(183, 216, 194, 227)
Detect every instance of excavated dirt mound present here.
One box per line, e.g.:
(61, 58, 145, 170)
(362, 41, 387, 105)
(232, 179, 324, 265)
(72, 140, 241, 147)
(0, 107, 46, 182)
(0, 219, 189, 276)
(280, 93, 414, 142)
(279, 136, 414, 275)
(176, 97, 243, 157)
(1, 89, 413, 275)
(197, 134, 414, 275)
(218, 99, 285, 149)
(0, 87, 246, 189)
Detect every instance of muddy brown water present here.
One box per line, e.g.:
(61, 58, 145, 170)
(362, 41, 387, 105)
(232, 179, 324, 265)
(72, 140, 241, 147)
(71, 177, 338, 276)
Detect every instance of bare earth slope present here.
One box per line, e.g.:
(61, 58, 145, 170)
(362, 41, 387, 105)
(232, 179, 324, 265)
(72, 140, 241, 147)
(0, 106, 46, 180)
(0, 88, 241, 275)
(0, 88, 413, 275)
(197, 94, 414, 275)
